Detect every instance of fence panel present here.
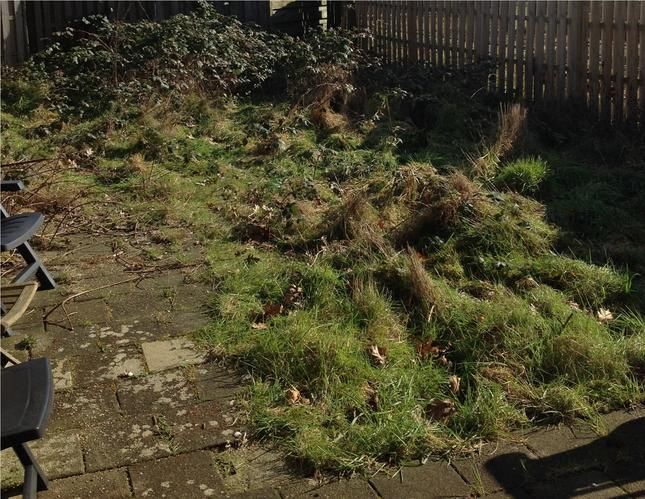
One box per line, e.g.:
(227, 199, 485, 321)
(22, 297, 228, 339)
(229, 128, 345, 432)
(356, 0, 642, 125)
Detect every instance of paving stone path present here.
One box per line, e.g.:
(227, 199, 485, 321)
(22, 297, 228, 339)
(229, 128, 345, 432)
(1, 235, 643, 498)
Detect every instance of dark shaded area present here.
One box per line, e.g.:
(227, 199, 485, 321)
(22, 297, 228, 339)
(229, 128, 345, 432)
(525, 108, 645, 312)
(486, 418, 645, 498)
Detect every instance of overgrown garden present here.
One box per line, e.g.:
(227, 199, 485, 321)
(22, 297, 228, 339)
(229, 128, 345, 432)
(2, 3, 644, 474)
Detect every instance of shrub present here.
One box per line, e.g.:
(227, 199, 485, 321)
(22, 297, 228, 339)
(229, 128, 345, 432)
(26, 3, 373, 118)
(495, 157, 548, 193)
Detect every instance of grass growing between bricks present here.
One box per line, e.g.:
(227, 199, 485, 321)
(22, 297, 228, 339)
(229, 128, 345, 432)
(2, 8, 644, 474)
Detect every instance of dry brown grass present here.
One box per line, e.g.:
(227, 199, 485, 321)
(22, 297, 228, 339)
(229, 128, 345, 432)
(405, 247, 445, 321)
(392, 172, 478, 247)
(470, 103, 527, 179)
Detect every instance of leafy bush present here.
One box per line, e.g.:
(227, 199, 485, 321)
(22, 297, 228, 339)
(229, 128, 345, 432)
(494, 157, 548, 193)
(26, 3, 373, 118)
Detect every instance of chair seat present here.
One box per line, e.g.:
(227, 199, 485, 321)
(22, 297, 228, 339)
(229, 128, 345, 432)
(1, 358, 53, 450)
(1, 213, 44, 251)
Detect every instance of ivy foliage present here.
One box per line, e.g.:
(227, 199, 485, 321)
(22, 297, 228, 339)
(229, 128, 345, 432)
(27, 2, 372, 116)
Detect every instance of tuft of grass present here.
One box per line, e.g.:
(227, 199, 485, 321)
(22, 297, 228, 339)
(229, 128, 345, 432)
(470, 103, 527, 178)
(494, 157, 548, 194)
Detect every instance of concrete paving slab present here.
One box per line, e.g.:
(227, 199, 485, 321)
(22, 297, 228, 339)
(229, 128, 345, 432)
(165, 399, 247, 453)
(49, 382, 120, 432)
(228, 487, 281, 499)
(283, 479, 377, 498)
(44, 296, 114, 328)
(96, 321, 158, 347)
(117, 369, 199, 415)
(526, 469, 629, 498)
(605, 463, 645, 496)
(69, 348, 146, 386)
(214, 446, 300, 494)
(142, 337, 206, 372)
(1, 430, 84, 482)
(453, 442, 537, 494)
(129, 450, 225, 498)
(370, 462, 472, 499)
(194, 363, 243, 403)
(52, 358, 74, 391)
(82, 415, 173, 472)
(524, 425, 608, 476)
(40, 468, 132, 499)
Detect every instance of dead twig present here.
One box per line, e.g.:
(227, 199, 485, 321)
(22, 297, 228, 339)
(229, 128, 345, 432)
(43, 276, 145, 330)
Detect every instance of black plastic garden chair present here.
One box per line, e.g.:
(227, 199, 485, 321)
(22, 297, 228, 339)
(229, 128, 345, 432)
(0, 357, 54, 498)
(1, 181, 56, 338)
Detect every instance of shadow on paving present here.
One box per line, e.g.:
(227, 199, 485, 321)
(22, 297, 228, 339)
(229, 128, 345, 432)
(486, 417, 645, 498)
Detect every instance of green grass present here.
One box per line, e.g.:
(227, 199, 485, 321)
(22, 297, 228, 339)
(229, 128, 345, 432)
(2, 75, 643, 475)
(494, 157, 548, 194)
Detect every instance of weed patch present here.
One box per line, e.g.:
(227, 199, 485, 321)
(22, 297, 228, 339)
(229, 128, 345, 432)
(2, 11, 643, 475)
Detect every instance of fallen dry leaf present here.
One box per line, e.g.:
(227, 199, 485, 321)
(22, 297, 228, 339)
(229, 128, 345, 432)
(448, 375, 461, 394)
(251, 322, 268, 330)
(364, 383, 379, 411)
(426, 399, 457, 421)
(416, 339, 448, 361)
(368, 345, 387, 366)
(597, 308, 613, 323)
(286, 387, 301, 404)
(263, 303, 283, 319)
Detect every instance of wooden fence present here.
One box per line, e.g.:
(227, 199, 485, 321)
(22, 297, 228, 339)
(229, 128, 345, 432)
(354, 1, 645, 125)
(1, 1, 329, 66)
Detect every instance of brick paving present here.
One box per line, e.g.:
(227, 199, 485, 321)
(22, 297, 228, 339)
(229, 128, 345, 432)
(1, 235, 643, 498)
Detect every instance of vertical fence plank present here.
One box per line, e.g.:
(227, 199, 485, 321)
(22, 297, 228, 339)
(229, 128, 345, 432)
(385, 2, 394, 64)
(490, 0, 499, 69)
(516, 1, 527, 98)
(505, 1, 517, 94)
(566, 1, 579, 99)
(388, 1, 394, 64)
(525, 1, 536, 101)
(377, 1, 384, 60)
(383, 1, 389, 63)
(555, 1, 567, 102)
(63, 0, 73, 24)
(31, 1, 44, 52)
(428, 1, 435, 64)
(533, 1, 546, 101)
(466, 1, 475, 63)
(439, 1, 446, 66)
(497, 1, 508, 93)
(458, 1, 466, 67)
(613, 1, 626, 123)
(577, 1, 590, 100)
(588, 1, 601, 117)
(394, 0, 399, 63)
(409, 1, 418, 62)
(1, 1, 14, 65)
(482, 1, 491, 60)
(544, 1, 556, 100)
(640, 1, 645, 125)
(13, 0, 26, 63)
(625, 1, 638, 122)
(423, 1, 430, 62)
(601, 1, 615, 122)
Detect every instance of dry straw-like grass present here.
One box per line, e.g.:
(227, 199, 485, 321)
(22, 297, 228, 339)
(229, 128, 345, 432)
(405, 246, 445, 322)
(470, 103, 527, 179)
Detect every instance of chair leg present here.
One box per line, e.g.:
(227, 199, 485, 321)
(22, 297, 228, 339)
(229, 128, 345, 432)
(1, 302, 14, 337)
(13, 242, 56, 290)
(1, 347, 21, 366)
(13, 443, 49, 496)
(22, 465, 37, 499)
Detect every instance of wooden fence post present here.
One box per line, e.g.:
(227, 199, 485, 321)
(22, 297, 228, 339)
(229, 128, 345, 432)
(408, 1, 418, 63)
